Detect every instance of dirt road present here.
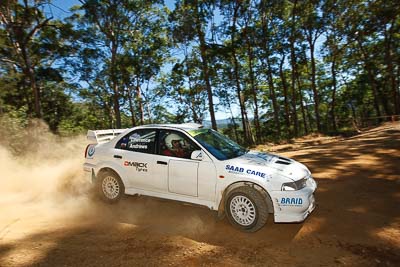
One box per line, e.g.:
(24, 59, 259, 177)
(1, 123, 399, 266)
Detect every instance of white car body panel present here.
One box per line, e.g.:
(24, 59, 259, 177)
(121, 149, 165, 191)
(197, 158, 217, 203)
(168, 159, 199, 196)
(83, 124, 317, 223)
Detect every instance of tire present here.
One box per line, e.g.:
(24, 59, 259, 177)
(97, 170, 125, 203)
(225, 186, 269, 232)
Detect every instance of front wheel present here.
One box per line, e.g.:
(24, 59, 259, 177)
(225, 186, 269, 232)
(97, 170, 125, 203)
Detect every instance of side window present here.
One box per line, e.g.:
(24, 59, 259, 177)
(116, 129, 156, 154)
(159, 130, 199, 159)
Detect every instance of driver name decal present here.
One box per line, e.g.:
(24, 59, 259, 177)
(124, 161, 148, 172)
(225, 164, 266, 178)
(129, 144, 148, 149)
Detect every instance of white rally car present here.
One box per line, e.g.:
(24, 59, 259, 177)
(84, 123, 316, 232)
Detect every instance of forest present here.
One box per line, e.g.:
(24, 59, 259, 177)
(1, 0, 399, 145)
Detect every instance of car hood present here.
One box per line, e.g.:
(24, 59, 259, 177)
(226, 151, 310, 182)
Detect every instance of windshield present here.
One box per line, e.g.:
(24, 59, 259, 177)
(188, 129, 248, 160)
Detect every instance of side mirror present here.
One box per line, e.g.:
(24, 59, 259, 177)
(191, 150, 203, 161)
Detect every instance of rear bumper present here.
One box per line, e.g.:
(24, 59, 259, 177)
(271, 177, 317, 223)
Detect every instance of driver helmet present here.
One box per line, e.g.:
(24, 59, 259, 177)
(165, 133, 184, 149)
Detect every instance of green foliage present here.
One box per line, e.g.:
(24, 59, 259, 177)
(57, 102, 111, 136)
(1, 0, 399, 144)
(66, 0, 171, 128)
(0, 106, 29, 153)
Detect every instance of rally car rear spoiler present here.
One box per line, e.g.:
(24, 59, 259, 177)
(87, 129, 127, 144)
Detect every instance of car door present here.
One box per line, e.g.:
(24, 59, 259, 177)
(114, 128, 168, 192)
(158, 130, 200, 197)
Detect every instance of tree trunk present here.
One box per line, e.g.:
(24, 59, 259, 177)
(230, 3, 252, 144)
(104, 101, 113, 129)
(295, 67, 309, 134)
(112, 85, 121, 128)
(228, 102, 240, 143)
(279, 55, 291, 138)
(246, 42, 262, 143)
(290, 0, 299, 137)
(136, 78, 144, 125)
(396, 57, 400, 114)
(304, 96, 314, 133)
(0, 2, 51, 119)
(265, 56, 281, 139)
(330, 59, 338, 132)
(146, 102, 152, 124)
(194, 1, 217, 130)
(297, 79, 309, 135)
(244, 6, 261, 144)
(186, 54, 200, 124)
(127, 87, 137, 127)
(356, 39, 382, 121)
(20, 42, 41, 118)
(190, 100, 200, 123)
(290, 43, 299, 137)
(111, 41, 121, 128)
(308, 38, 322, 132)
(233, 52, 253, 144)
(25, 64, 41, 118)
(384, 22, 398, 115)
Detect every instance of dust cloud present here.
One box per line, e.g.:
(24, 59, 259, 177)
(0, 119, 215, 266)
(0, 119, 97, 228)
(0, 119, 213, 236)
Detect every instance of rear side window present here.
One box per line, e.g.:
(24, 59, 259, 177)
(115, 129, 156, 154)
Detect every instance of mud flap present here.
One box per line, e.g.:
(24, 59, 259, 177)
(217, 193, 226, 220)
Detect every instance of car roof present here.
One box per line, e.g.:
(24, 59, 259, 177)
(136, 123, 205, 131)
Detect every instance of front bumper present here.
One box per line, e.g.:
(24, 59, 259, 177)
(271, 177, 317, 223)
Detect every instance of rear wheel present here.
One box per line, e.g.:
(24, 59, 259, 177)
(225, 186, 269, 232)
(97, 170, 124, 203)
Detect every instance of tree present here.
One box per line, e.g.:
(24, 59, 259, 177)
(218, 0, 254, 144)
(117, 4, 170, 126)
(288, 0, 300, 136)
(300, 0, 325, 132)
(73, 0, 166, 128)
(256, 0, 284, 140)
(170, 0, 218, 130)
(0, 0, 53, 118)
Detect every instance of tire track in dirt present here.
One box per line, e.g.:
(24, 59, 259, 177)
(0, 122, 399, 266)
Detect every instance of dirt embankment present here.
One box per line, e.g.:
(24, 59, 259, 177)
(0, 122, 399, 266)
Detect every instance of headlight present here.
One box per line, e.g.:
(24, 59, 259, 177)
(281, 182, 297, 191)
(281, 178, 307, 191)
